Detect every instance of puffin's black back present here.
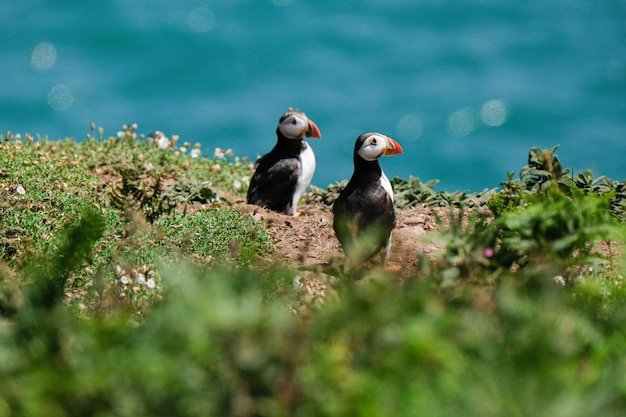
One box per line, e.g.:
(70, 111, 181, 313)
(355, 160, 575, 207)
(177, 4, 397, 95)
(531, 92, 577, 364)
(333, 143, 396, 261)
(246, 132, 306, 212)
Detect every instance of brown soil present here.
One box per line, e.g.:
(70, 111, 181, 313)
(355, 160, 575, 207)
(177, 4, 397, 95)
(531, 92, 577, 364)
(228, 198, 457, 303)
(91, 165, 449, 276)
(235, 198, 449, 275)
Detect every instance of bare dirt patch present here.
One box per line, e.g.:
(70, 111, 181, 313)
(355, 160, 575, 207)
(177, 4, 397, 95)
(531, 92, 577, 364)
(236, 199, 448, 276)
(91, 163, 448, 274)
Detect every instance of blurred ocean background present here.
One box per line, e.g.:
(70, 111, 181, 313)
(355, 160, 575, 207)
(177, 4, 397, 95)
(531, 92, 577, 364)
(2, 0, 625, 192)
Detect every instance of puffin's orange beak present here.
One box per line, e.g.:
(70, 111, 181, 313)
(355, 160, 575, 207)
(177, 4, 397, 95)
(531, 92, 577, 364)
(383, 136, 403, 155)
(305, 119, 322, 138)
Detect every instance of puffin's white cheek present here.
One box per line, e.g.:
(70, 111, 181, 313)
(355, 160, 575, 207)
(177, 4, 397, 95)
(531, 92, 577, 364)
(357, 144, 384, 161)
(279, 121, 305, 138)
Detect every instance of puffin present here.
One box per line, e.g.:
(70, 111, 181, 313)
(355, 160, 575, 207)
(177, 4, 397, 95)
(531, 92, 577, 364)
(247, 108, 322, 215)
(333, 132, 404, 266)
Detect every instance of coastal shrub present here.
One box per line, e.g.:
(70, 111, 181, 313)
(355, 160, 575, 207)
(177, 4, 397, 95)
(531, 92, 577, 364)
(490, 145, 626, 219)
(1, 135, 626, 416)
(434, 183, 620, 288)
(1, 214, 625, 416)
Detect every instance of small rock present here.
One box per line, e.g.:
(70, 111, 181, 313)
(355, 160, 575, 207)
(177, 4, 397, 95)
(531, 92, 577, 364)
(403, 215, 427, 226)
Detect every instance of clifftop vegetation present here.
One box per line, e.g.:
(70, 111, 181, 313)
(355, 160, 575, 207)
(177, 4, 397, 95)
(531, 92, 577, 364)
(1, 125, 625, 416)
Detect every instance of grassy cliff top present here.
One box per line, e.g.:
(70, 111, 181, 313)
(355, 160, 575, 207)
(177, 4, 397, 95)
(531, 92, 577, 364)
(1, 125, 626, 416)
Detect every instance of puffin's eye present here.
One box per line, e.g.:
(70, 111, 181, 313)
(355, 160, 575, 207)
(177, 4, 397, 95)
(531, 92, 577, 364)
(371, 138, 377, 145)
(291, 118, 297, 125)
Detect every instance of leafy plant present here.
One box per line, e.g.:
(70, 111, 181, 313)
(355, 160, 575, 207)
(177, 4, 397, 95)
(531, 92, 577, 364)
(434, 186, 619, 287)
(520, 145, 573, 192)
(496, 185, 616, 270)
(487, 171, 527, 215)
(611, 181, 626, 221)
(109, 162, 178, 223)
(433, 145, 623, 291)
(429, 208, 496, 284)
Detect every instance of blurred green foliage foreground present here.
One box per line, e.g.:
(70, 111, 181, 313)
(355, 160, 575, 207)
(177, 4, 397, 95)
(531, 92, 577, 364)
(1, 127, 626, 416)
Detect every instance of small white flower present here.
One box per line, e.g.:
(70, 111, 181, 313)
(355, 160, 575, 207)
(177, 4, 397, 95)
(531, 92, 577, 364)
(136, 273, 146, 285)
(554, 275, 566, 286)
(119, 275, 130, 285)
(16, 185, 25, 195)
(156, 135, 170, 149)
(225, 148, 234, 158)
(190, 148, 201, 159)
(114, 265, 122, 275)
(233, 179, 242, 189)
(293, 276, 303, 290)
(146, 278, 156, 289)
(214, 147, 225, 159)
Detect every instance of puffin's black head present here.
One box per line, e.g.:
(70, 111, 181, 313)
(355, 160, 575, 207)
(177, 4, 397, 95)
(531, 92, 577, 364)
(277, 108, 322, 140)
(354, 132, 403, 163)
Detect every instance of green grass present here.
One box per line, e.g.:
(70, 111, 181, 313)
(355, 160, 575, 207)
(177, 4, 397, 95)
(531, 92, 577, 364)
(1, 128, 626, 416)
(0, 127, 270, 316)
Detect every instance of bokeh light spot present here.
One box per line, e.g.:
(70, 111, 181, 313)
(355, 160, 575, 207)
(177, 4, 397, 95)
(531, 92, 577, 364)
(480, 99, 508, 127)
(188, 7, 215, 33)
(446, 107, 477, 137)
(47, 84, 74, 111)
(31, 41, 57, 70)
(395, 114, 423, 143)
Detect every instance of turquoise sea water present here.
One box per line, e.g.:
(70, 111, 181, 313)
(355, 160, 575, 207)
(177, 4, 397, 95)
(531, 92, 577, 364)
(2, 0, 625, 192)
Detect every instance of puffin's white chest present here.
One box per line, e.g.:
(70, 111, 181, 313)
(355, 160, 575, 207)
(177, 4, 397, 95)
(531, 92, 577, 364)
(287, 143, 315, 215)
(380, 170, 394, 202)
(379, 169, 394, 255)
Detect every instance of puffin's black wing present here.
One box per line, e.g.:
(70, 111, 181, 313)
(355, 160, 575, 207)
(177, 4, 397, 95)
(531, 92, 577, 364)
(247, 154, 300, 212)
(333, 180, 395, 261)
